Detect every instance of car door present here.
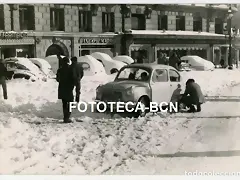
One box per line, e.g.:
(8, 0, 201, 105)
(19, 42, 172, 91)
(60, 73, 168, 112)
(150, 69, 171, 103)
(169, 69, 182, 96)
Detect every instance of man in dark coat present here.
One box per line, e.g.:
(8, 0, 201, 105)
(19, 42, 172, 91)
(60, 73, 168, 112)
(169, 52, 181, 70)
(0, 60, 8, 100)
(180, 79, 205, 112)
(70, 56, 84, 102)
(56, 57, 75, 123)
(157, 52, 164, 64)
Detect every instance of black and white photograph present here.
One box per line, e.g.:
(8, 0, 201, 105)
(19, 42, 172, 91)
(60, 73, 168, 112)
(1, 2, 240, 176)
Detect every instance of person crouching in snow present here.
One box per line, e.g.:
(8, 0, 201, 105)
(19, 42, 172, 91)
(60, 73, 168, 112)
(180, 79, 205, 113)
(56, 57, 75, 123)
(169, 84, 183, 113)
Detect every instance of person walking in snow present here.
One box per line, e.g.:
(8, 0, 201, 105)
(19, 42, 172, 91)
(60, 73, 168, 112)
(70, 56, 84, 102)
(169, 52, 181, 70)
(180, 79, 205, 113)
(56, 56, 75, 123)
(0, 59, 8, 100)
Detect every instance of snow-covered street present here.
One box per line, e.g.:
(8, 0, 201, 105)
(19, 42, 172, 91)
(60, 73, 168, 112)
(1, 69, 240, 174)
(107, 84, 240, 174)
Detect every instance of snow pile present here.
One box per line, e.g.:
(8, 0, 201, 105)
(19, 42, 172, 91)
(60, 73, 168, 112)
(0, 112, 187, 174)
(180, 69, 240, 96)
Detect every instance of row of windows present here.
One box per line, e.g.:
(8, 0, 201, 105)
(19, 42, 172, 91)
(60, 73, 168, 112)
(0, 5, 225, 34)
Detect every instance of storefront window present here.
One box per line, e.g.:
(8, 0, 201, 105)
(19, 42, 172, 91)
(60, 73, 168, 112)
(50, 8, 65, 31)
(131, 14, 146, 30)
(176, 16, 185, 31)
(19, 5, 35, 30)
(193, 16, 202, 31)
(158, 15, 168, 30)
(79, 50, 90, 56)
(79, 10, 92, 32)
(215, 18, 224, 34)
(102, 12, 115, 32)
(0, 5, 4, 30)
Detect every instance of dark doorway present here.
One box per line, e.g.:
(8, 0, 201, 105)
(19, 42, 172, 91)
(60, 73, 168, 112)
(46, 44, 65, 57)
(1, 48, 16, 58)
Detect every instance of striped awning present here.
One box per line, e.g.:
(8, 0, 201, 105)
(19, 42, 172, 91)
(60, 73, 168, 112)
(130, 45, 149, 51)
(156, 46, 204, 50)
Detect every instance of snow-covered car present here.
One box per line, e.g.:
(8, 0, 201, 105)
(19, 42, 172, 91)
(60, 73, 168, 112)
(78, 55, 106, 76)
(10, 69, 39, 82)
(4, 58, 47, 82)
(90, 52, 126, 74)
(95, 63, 183, 116)
(180, 55, 215, 71)
(179, 61, 191, 72)
(113, 55, 134, 65)
(29, 58, 56, 79)
(44, 55, 67, 74)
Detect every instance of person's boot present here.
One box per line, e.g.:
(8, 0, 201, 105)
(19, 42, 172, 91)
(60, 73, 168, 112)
(75, 95, 80, 103)
(64, 112, 73, 123)
(196, 104, 201, 112)
(187, 105, 196, 113)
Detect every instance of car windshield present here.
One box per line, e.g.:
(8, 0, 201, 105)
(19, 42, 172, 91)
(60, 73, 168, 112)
(116, 67, 151, 81)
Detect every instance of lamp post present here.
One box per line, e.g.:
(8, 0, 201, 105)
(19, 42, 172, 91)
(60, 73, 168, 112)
(227, 5, 234, 70)
(120, 5, 131, 55)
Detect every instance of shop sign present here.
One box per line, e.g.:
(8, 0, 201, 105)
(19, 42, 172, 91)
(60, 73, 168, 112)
(0, 32, 28, 39)
(79, 37, 113, 44)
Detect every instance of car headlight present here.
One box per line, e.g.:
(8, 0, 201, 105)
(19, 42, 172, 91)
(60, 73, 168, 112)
(126, 86, 134, 96)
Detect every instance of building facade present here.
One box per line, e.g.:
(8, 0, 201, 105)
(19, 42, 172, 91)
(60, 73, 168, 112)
(0, 4, 239, 64)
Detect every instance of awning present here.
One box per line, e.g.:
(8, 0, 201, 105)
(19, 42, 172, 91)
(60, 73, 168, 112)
(156, 46, 204, 50)
(130, 45, 149, 51)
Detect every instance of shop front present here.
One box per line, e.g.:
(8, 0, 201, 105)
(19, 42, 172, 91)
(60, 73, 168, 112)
(76, 35, 116, 57)
(0, 31, 35, 59)
(116, 30, 228, 64)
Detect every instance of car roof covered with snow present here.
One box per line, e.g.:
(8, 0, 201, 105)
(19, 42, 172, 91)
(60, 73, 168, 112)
(113, 55, 134, 64)
(122, 63, 177, 71)
(90, 52, 126, 66)
(4, 57, 43, 73)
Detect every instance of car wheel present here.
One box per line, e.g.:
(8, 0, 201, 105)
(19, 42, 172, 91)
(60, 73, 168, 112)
(135, 97, 149, 118)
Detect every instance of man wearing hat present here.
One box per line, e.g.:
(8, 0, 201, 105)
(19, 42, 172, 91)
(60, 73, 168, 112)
(56, 56, 75, 123)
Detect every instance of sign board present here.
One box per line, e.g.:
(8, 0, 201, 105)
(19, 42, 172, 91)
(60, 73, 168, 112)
(79, 37, 113, 45)
(0, 32, 28, 39)
(0, 39, 34, 46)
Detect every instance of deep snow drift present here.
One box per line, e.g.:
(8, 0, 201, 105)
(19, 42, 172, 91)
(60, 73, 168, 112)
(1, 69, 240, 174)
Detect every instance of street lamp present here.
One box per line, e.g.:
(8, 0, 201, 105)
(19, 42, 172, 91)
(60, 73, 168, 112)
(227, 5, 234, 70)
(120, 5, 131, 55)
